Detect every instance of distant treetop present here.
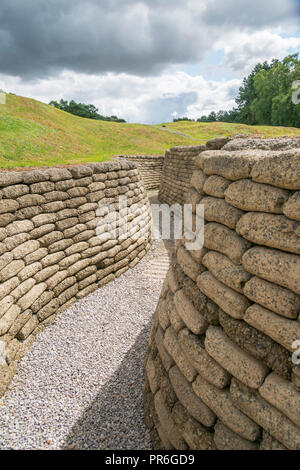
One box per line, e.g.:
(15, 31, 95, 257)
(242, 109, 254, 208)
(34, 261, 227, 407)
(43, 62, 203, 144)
(174, 54, 300, 128)
(173, 117, 195, 122)
(49, 99, 126, 123)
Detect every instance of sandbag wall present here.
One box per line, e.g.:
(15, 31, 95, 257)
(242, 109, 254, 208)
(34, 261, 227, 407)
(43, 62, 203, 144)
(0, 160, 152, 396)
(115, 155, 164, 191)
(158, 146, 206, 205)
(144, 145, 300, 450)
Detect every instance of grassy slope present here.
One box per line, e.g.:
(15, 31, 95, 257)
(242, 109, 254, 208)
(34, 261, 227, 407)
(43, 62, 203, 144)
(156, 121, 300, 142)
(0, 94, 200, 169)
(0, 93, 300, 169)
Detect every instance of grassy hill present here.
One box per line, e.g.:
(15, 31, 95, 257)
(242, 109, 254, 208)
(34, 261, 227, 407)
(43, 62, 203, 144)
(1, 93, 300, 169)
(0, 94, 200, 169)
(156, 120, 300, 142)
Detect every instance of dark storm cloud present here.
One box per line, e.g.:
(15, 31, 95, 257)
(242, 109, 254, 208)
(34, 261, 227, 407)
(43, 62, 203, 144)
(202, 0, 295, 28)
(0, 0, 297, 79)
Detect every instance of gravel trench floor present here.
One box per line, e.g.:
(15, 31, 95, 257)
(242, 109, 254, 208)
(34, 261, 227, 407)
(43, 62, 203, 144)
(0, 239, 170, 450)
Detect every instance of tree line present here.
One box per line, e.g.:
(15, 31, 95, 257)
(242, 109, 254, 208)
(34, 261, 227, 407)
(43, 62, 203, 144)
(174, 54, 300, 127)
(49, 99, 126, 122)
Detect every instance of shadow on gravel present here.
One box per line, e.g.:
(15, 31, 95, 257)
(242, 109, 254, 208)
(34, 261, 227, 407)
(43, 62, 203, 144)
(62, 322, 153, 450)
(62, 192, 173, 450)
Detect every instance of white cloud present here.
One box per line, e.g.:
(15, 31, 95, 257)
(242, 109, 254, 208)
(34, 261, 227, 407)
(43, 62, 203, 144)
(0, 70, 241, 124)
(216, 30, 300, 74)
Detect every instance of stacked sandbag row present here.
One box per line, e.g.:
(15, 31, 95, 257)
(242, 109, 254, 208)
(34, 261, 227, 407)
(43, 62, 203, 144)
(144, 141, 300, 450)
(115, 155, 165, 191)
(223, 136, 300, 152)
(158, 137, 300, 207)
(0, 160, 152, 397)
(158, 146, 206, 205)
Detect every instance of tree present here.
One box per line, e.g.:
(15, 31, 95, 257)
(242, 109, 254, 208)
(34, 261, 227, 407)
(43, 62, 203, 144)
(173, 117, 195, 122)
(49, 99, 126, 122)
(235, 61, 273, 124)
(207, 111, 217, 122)
(195, 54, 300, 128)
(250, 54, 300, 127)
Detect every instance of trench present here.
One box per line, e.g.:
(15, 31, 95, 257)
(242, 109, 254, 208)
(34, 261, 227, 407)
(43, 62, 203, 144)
(0, 191, 172, 450)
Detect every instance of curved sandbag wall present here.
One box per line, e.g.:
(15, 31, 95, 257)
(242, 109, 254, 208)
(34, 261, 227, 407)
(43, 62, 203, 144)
(144, 144, 300, 450)
(158, 146, 206, 205)
(158, 137, 300, 207)
(115, 155, 165, 191)
(0, 160, 152, 397)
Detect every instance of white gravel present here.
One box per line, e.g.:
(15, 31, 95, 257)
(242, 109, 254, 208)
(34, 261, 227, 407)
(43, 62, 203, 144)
(0, 239, 170, 450)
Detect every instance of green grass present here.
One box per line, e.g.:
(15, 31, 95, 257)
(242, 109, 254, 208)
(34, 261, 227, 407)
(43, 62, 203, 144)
(0, 94, 201, 169)
(1, 93, 300, 169)
(156, 121, 300, 142)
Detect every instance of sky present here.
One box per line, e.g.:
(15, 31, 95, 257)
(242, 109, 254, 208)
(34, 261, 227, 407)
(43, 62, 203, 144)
(0, 0, 299, 124)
